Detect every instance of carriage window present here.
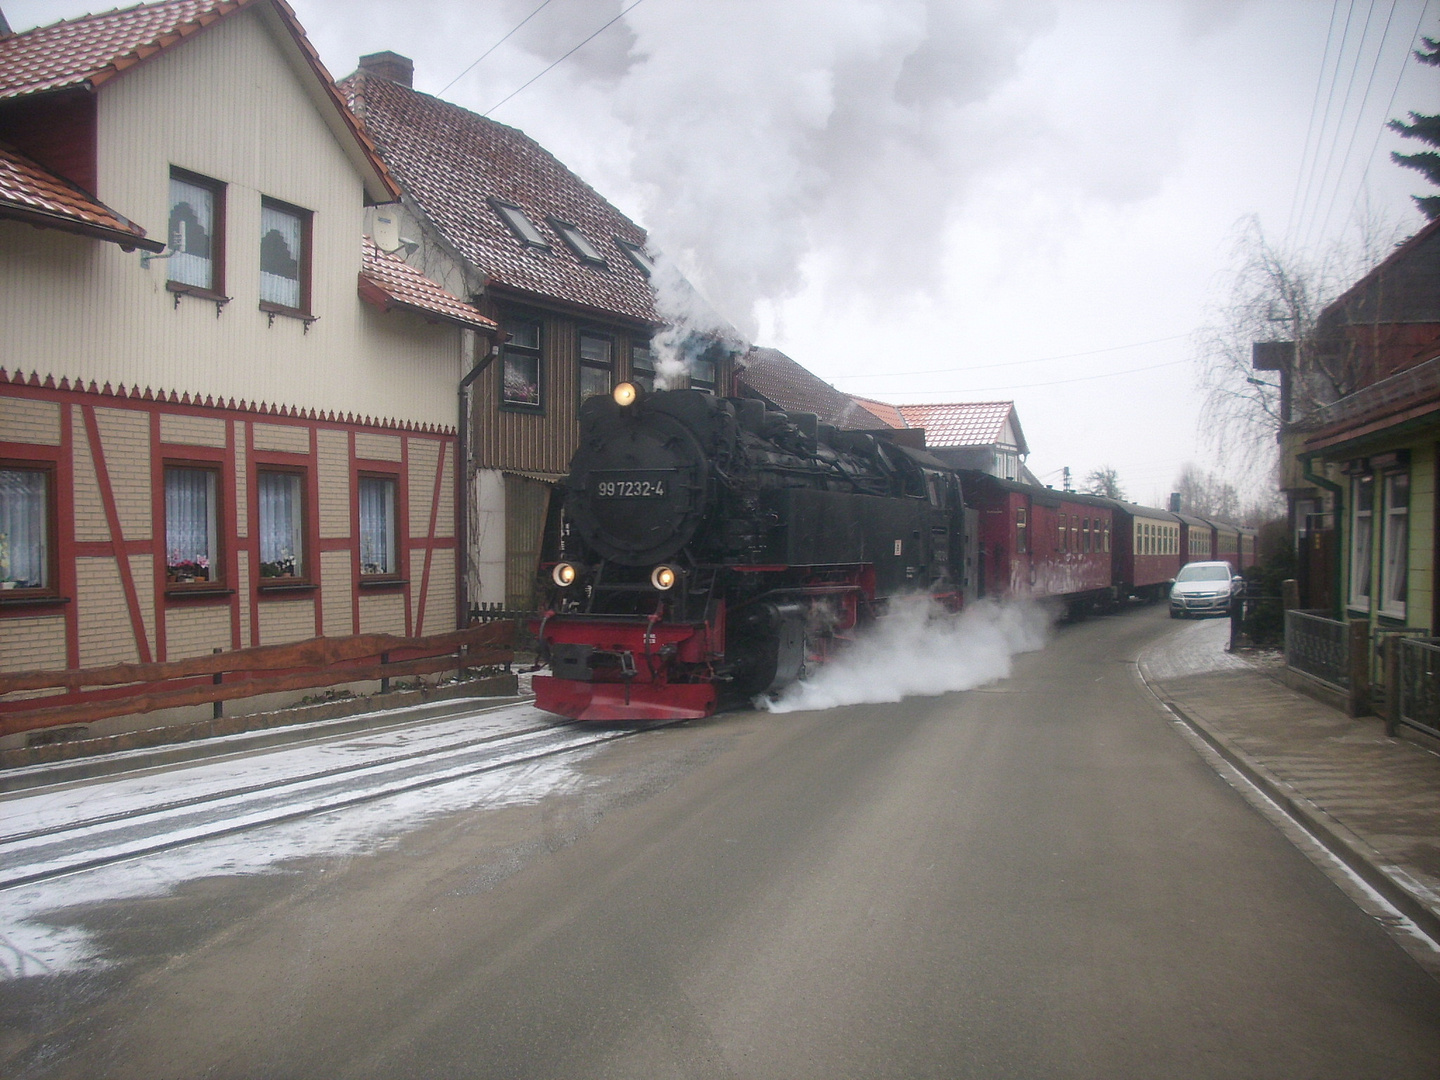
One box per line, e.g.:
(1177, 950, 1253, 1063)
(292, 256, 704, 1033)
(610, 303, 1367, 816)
(1103, 521, 1110, 553)
(1016, 507, 1027, 554)
(1084, 517, 1092, 553)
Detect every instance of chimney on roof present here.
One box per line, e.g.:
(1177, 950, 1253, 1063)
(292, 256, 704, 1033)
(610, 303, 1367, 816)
(359, 51, 414, 87)
(0, 7, 13, 38)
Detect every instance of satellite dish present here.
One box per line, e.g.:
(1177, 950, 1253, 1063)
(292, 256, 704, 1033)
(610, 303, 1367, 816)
(373, 209, 401, 253)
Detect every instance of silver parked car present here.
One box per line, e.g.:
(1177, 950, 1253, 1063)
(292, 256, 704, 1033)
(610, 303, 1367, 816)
(1169, 561, 1242, 618)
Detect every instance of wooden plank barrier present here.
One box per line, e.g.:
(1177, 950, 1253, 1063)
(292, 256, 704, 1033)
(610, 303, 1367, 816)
(0, 621, 517, 737)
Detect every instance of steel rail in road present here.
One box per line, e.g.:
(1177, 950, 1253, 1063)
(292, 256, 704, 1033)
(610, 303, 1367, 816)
(0, 714, 677, 892)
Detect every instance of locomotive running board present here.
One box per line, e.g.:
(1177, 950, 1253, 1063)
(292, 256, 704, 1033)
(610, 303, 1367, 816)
(532, 676, 717, 721)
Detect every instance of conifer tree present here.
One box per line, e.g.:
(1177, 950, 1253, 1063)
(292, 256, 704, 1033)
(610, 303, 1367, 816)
(1389, 36, 1440, 220)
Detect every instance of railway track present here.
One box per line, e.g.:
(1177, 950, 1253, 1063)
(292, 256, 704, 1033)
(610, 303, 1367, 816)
(0, 707, 676, 892)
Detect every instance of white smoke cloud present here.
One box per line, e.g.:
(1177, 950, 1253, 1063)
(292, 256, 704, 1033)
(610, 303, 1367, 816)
(760, 595, 1052, 714)
(608, 0, 1057, 338)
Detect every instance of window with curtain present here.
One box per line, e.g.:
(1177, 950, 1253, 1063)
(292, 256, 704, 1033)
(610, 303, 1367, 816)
(1350, 474, 1374, 607)
(501, 317, 543, 409)
(260, 199, 307, 311)
(1381, 472, 1409, 616)
(168, 171, 223, 292)
(359, 475, 397, 577)
(0, 467, 49, 590)
(165, 466, 218, 583)
(258, 470, 304, 579)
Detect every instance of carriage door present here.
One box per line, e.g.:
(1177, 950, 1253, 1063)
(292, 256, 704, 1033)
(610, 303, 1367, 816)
(961, 507, 979, 605)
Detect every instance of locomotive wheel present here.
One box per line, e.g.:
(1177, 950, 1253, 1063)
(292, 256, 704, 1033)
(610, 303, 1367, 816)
(727, 604, 807, 697)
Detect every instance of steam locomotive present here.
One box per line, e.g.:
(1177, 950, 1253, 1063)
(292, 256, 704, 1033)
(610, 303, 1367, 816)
(532, 383, 963, 720)
(532, 383, 1256, 722)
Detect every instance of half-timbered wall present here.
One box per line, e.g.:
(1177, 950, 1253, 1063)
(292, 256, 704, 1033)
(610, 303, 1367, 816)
(0, 378, 457, 680)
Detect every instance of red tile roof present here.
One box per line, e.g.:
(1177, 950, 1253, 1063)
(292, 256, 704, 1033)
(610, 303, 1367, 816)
(0, 1, 273, 99)
(0, 140, 162, 249)
(849, 395, 909, 429)
(358, 237, 496, 333)
(896, 401, 1026, 452)
(342, 70, 658, 326)
(738, 348, 903, 430)
(0, 0, 399, 201)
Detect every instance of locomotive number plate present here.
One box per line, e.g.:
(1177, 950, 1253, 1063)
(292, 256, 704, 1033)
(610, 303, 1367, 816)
(593, 472, 672, 499)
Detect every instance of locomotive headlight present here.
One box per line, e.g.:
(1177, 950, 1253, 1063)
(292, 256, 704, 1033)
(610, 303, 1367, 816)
(613, 381, 639, 407)
(650, 564, 679, 591)
(552, 562, 579, 587)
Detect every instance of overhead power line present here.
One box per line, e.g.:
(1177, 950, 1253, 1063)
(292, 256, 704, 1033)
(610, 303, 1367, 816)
(484, 0, 649, 117)
(1344, 0, 1435, 226)
(1292, 0, 1361, 250)
(878, 358, 1190, 397)
(829, 333, 1192, 381)
(439, 0, 556, 97)
(1312, 0, 1401, 246)
(1287, 0, 1345, 245)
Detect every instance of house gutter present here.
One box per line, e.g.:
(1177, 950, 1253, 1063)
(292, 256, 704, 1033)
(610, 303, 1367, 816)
(1300, 449, 1344, 618)
(456, 340, 498, 629)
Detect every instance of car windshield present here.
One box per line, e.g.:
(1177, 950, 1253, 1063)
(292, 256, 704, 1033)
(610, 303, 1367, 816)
(1176, 564, 1231, 582)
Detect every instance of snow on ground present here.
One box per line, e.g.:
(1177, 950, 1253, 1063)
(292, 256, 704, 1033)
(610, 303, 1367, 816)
(1137, 614, 1249, 683)
(0, 701, 598, 980)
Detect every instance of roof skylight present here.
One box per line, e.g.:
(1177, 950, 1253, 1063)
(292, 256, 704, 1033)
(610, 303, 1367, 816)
(552, 220, 607, 266)
(616, 239, 654, 277)
(491, 201, 549, 248)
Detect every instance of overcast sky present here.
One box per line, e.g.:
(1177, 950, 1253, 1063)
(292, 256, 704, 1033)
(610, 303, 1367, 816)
(8, 0, 1436, 506)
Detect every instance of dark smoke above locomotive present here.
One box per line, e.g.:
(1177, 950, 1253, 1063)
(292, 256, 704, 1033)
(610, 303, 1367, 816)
(534, 384, 962, 720)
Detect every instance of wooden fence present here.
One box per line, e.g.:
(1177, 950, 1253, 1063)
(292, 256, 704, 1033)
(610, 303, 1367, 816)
(0, 621, 516, 737)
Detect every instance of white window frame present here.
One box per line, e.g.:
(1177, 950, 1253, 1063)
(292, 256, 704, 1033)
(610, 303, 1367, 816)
(1379, 471, 1409, 618)
(1349, 473, 1374, 610)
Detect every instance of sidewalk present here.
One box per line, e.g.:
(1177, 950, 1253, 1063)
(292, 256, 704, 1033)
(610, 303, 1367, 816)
(1139, 616, 1440, 950)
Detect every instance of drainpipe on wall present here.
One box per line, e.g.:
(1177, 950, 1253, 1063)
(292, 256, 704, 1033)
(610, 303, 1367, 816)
(456, 338, 498, 629)
(1300, 450, 1344, 619)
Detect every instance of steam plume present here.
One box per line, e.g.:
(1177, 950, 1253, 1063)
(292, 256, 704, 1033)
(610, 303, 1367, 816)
(761, 595, 1052, 714)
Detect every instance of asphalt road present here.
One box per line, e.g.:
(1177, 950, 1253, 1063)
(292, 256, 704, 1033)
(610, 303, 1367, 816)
(6, 606, 1440, 1079)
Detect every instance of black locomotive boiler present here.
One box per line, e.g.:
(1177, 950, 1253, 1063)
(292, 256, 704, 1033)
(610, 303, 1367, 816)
(532, 383, 966, 720)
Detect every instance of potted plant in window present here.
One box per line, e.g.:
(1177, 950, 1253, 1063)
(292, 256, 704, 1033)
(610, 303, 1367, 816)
(0, 532, 14, 589)
(260, 552, 297, 578)
(167, 552, 211, 583)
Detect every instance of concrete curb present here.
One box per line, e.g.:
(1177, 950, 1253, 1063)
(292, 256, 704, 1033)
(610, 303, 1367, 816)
(1158, 694, 1440, 947)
